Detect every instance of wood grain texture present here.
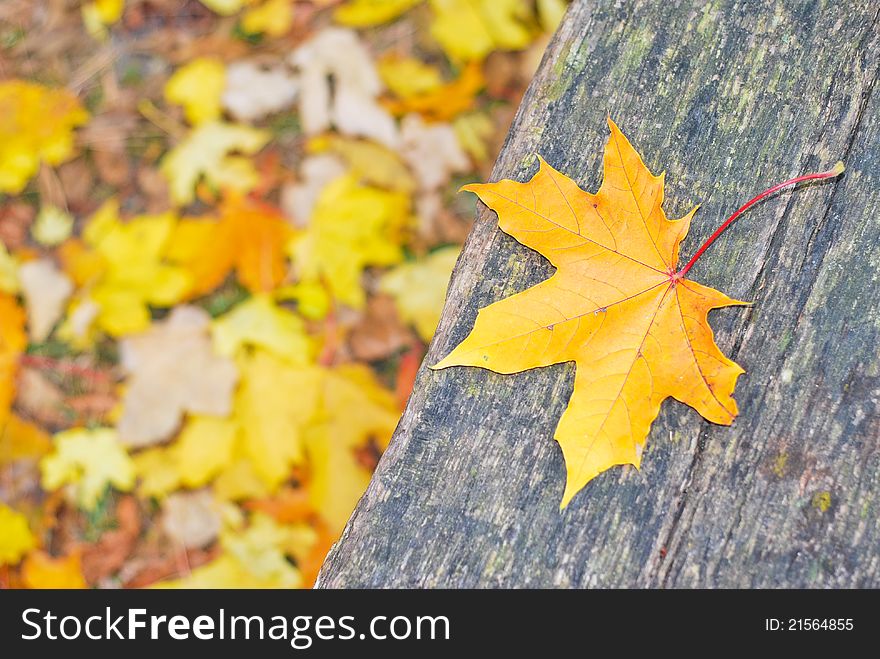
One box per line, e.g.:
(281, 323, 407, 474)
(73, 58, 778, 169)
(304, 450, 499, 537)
(317, 0, 880, 588)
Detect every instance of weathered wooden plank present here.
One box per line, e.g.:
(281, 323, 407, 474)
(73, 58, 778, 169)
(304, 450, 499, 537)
(317, 0, 880, 588)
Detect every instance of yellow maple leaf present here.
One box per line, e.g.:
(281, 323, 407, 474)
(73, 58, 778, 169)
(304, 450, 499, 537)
(164, 57, 226, 126)
(0, 293, 26, 424)
(537, 0, 567, 32)
(212, 294, 313, 364)
(306, 135, 416, 194)
(305, 364, 398, 533)
(32, 205, 74, 247)
(0, 243, 19, 294)
(334, 0, 421, 26)
(79, 200, 193, 336)
(22, 550, 87, 589)
(429, 0, 534, 62)
(382, 61, 484, 121)
(0, 503, 36, 565)
(380, 246, 460, 341)
(168, 195, 292, 296)
(234, 351, 322, 491)
(41, 428, 136, 510)
(0, 415, 53, 465)
(133, 414, 238, 498)
(160, 121, 269, 206)
(290, 175, 411, 310)
(175, 416, 238, 488)
(212, 445, 271, 500)
(434, 119, 748, 507)
(82, 0, 125, 40)
(155, 513, 302, 588)
(377, 55, 444, 99)
(241, 0, 294, 36)
(0, 81, 88, 194)
(198, 0, 245, 15)
(453, 111, 494, 162)
(133, 447, 182, 499)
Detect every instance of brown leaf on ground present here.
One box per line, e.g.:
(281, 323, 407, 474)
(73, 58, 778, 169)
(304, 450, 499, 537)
(80, 114, 138, 188)
(15, 368, 68, 428)
(78, 496, 142, 584)
(348, 294, 414, 362)
(121, 545, 219, 589)
(57, 160, 95, 213)
(0, 203, 35, 250)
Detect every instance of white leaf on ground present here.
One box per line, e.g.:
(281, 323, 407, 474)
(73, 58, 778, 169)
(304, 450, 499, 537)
(222, 60, 298, 122)
(280, 155, 346, 226)
(400, 114, 470, 191)
(117, 306, 238, 447)
(162, 490, 222, 549)
(19, 259, 74, 342)
(289, 28, 398, 147)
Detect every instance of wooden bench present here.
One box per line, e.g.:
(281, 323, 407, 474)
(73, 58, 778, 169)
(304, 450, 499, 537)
(317, 0, 880, 588)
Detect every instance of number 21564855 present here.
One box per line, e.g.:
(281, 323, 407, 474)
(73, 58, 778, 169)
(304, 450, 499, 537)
(765, 619, 853, 631)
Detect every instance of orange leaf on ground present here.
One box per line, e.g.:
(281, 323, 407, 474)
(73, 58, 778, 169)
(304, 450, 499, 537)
(434, 119, 747, 507)
(22, 550, 87, 589)
(169, 195, 293, 296)
(383, 62, 484, 121)
(0, 293, 26, 424)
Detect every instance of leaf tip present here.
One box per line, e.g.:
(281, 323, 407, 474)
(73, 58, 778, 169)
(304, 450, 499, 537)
(831, 161, 845, 176)
(430, 355, 455, 370)
(605, 115, 620, 134)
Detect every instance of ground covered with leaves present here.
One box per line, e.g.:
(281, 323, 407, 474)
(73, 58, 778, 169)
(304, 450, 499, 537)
(0, 0, 563, 588)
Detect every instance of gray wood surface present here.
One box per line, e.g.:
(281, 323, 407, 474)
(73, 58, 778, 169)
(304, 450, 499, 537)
(317, 0, 880, 588)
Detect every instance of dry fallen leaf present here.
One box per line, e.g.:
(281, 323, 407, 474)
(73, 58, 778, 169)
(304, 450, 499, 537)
(435, 119, 747, 507)
(0, 81, 88, 194)
(41, 427, 136, 510)
(0, 294, 27, 424)
(212, 294, 313, 364)
(429, 0, 535, 63)
(0, 413, 53, 465)
(32, 205, 74, 247)
(161, 490, 222, 549)
(241, 0, 295, 36)
(348, 294, 412, 361)
(0, 503, 36, 565)
(168, 195, 293, 296)
(400, 113, 470, 191)
(380, 246, 460, 342)
(79, 495, 141, 583)
(222, 60, 298, 122)
(305, 364, 398, 533)
(0, 243, 20, 294)
(117, 306, 238, 447)
(377, 55, 444, 100)
(19, 259, 74, 343)
(306, 135, 416, 194)
(78, 200, 193, 337)
(155, 512, 302, 588)
(290, 175, 411, 310)
(22, 549, 87, 588)
(290, 28, 398, 148)
(383, 62, 484, 122)
(164, 57, 227, 126)
(333, 0, 420, 26)
(281, 154, 347, 226)
(160, 121, 270, 205)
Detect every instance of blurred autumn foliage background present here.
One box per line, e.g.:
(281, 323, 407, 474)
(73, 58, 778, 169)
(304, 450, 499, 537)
(0, 0, 564, 588)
